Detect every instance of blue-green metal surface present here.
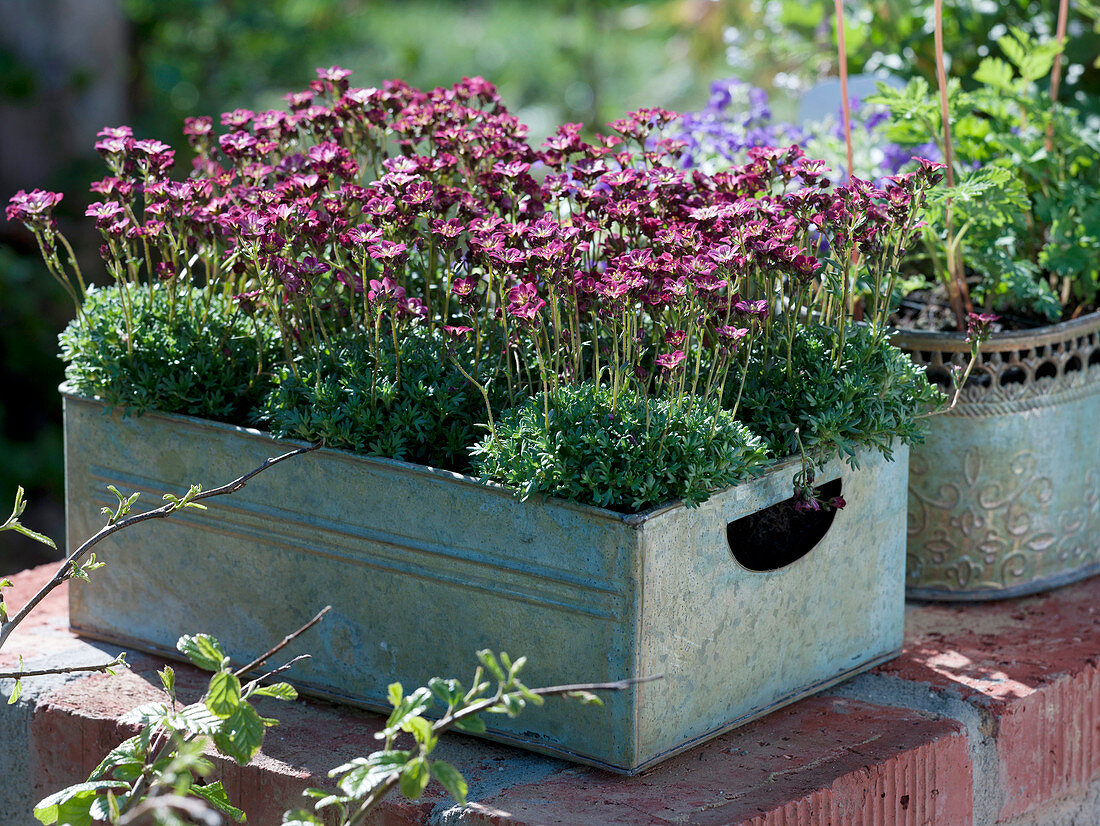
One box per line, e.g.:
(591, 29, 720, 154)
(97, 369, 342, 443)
(896, 313, 1100, 601)
(63, 389, 907, 772)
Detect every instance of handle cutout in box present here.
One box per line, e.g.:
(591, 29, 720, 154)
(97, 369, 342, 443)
(727, 478, 842, 571)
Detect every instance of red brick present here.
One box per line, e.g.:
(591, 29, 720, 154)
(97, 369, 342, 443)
(876, 576, 1100, 820)
(17, 563, 1100, 823)
(461, 697, 972, 825)
(28, 657, 453, 825)
(0, 562, 70, 669)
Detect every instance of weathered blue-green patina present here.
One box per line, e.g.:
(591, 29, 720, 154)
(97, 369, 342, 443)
(896, 312, 1100, 601)
(64, 389, 907, 773)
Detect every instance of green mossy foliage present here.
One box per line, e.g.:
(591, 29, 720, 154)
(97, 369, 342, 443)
(59, 284, 279, 424)
(263, 328, 505, 473)
(733, 324, 941, 467)
(472, 382, 771, 512)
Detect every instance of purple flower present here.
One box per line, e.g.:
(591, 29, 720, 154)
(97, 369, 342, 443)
(233, 290, 263, 314)
(341, 224, 383, 247)
(966, 312, 999, 343)
(492, 247, 527, 268)
(230, 209, 270, 237)
(493, 160, 531, 179)
(283, 90, 314, 111)
(219, 131, 259, 159)
(220, 109, 254, 130)
(84, 200, 124, 227)
(317, 65, 353, 84)
(97, 125, 132, 140)
(368, 240, 408, 262)
(716, 326, 750, 346)
(913, 157, 947, 186)
(298, 256, 330, 281)
(307, 141, 346, 173)
(429, 218, 464, 248)
(507, 282, 546, 321)
(368, 276, 406, 305)
(132, 139, 175, 173)
(451, 275, 480, 305)
(6, 189, 63, 228)
(94, 136, 131, 156)
(442, 325, 474, 341)
(735, 299, 769, 320)
(794, 495, 822, 513)
(183, 116, 213, 137)
(655, 350, 687, 371)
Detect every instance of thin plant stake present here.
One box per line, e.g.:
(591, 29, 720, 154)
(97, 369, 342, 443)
(834, 0, 855, 180)
(932, 0, 956, 190)
(833, 0, 860, 319)
(1046, 0, 1070, 150)
(933, 0, 971, 329)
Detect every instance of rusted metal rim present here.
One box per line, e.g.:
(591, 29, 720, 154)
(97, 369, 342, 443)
(891, 310, 1100, 354)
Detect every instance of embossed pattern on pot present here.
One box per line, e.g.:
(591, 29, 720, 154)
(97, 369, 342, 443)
(895, 312, 1100, 600)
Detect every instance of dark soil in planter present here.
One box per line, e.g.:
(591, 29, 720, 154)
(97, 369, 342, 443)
(727, 479, 842, 571)
(892, 288, 1047, 333)
(891, 286, 1095, 333)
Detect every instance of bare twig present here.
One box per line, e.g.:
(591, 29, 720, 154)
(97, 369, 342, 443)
(527, 674, 663, 696)
(1050, 0, 1070, 103)
(0, 655, 126, 681)
(234, 606, 330, 679)
(245, 653, 313, 688)
(932, 0, 971, 330)
(0, 442, 320, 653)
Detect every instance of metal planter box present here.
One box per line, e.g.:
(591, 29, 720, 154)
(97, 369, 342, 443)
(895, 312, 1100, 601)
(64, 389, 907, 773)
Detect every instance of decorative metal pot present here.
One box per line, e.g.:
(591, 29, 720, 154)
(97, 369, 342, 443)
(894, 312, 1100, 600)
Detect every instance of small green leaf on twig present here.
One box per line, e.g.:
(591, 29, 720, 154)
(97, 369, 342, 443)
(453, 715, 486, 734)
(164, 484, 207, 511)
(2, 489, 56, 549)
(102, 485, 141, 525)
(159, 665, 175, 698)
(399, 757, 430, 800)
(8, 523, 57, 549)
(177, 633, 229, 672)
(250, 682, 298, 700)
(431, 760, 468, 807)
(565, 690, 604, 706)
(476, 649, 505, 683)
(190, 780, 246, 822)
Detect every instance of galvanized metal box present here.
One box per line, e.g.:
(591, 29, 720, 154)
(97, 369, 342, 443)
(64, 389, 908, 773)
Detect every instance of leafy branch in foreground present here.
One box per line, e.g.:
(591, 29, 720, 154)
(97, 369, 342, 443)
(6, 440, 644, 823)
(37, 639, 645, 826)
(34, 608, 330, 826)
(0, 443, 319, 700)
(284, 652, 656, 826)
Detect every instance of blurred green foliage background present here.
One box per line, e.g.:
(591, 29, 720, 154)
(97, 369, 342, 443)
(2, 0, 1097, 572)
